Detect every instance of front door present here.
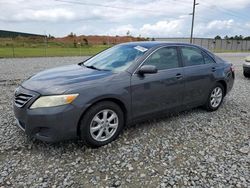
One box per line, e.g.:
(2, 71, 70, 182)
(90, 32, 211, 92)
(131, 46, 184, 118)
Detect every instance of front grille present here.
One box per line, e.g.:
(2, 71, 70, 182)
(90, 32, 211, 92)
(14, 93, 33, 108)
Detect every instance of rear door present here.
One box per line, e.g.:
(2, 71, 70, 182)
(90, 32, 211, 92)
(131, 46, 185, 118)
(180, 46, 218, 107)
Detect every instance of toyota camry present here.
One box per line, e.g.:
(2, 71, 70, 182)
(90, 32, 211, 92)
(14, 42, 235, 147)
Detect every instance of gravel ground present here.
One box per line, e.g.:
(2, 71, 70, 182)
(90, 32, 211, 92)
(0, 54, 249, 187)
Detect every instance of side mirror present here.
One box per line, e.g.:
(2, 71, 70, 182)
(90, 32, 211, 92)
(138, 65, 158, 75)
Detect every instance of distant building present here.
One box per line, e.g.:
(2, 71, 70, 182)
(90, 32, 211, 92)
(0, 30, 45, 38)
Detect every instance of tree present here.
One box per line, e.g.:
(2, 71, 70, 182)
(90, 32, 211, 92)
(126, 30, 130, 36)
(82, 38, 88, 46)
(214, 35, 221, 40)
(48, 34, 55, 39)
(73, 39, 77, 48)
(68, 32, 76, 37)
(244, 36, 250, 40)
(224, 35, 229, 40)
(234, 35, 243, 40)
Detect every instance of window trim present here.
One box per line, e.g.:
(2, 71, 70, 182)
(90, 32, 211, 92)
(202, 51, 216, 64)
(179, 46, 205, 67)
(179, 45, 216, 67)
(133, 46, 181, 74)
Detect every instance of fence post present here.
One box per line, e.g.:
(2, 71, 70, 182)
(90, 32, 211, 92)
(214, 40, 216, 52)
(12, 37, 15, 58)
(241, 40, 243, 51)
(225, 39, 227, 51)
(44, 35, 47, 57)
(220, 39, 222, 52)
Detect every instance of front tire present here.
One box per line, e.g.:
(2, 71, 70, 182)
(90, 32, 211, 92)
(80, 101, 124, 147)
(204, 83, 225, 111)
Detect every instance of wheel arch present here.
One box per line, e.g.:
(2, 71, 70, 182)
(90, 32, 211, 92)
(77, 97, 128, 137)
(217, 80, 227, 96)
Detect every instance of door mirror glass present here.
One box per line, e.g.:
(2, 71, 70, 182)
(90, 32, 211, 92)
(138, 65, 158, 74)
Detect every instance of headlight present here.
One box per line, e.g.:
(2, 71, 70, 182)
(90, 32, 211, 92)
(30, 94, 79, 109)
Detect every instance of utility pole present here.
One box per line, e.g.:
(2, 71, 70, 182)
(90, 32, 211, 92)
(190, 0, 199, 44)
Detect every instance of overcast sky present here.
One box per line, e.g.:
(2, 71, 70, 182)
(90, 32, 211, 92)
(1, 0, 250, 38)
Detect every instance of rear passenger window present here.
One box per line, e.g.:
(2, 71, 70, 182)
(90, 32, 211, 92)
(144, 47, 179, 70)
(203, 52, 215, 64)
(181, 47, 204, 66)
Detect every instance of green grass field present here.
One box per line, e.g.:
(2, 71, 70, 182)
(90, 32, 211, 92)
(0, 45, 249, 58)
(0, 45, 110, 58)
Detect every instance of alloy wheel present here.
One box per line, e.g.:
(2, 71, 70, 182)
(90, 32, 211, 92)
(90, 109, 119, 142)
(210, 87, 223, 108)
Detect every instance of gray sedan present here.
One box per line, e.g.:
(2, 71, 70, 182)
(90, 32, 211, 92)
(243, 56, 250, 77)
(14, 42, 235, 147)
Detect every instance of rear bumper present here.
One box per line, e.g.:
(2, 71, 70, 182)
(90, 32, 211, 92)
(13, 86, 82, 142)
(225, 70, 234, 94)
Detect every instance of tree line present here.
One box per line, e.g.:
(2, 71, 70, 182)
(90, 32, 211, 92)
(215, 35, 250, 40)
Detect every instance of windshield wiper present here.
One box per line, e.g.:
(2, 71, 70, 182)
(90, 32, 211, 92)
(83, 64, 110, 71)
(83, 65, 101, 71)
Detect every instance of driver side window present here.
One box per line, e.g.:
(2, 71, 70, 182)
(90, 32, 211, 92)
(143, 47, 179, 70)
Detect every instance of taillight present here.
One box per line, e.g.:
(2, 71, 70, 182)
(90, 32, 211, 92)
(230, 64, 235, 72)
(230, 64, 235, 79)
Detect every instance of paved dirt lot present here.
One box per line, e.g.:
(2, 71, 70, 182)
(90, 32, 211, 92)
(0, 54, 249, 187)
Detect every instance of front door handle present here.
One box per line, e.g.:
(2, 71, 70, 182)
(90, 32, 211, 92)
(212, 67, 216, 72)
(176, 73, 183, 80)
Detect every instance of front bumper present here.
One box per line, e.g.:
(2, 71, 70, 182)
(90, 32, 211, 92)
(13, 86, 82, 142)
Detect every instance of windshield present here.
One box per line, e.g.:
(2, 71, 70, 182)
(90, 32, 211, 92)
(83, 45, 148, 72)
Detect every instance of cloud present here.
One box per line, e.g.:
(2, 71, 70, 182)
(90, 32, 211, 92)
(108, 19, 185, 37)
(207, 19, 234, 30)
(139, 20, 184, 37)
(108, 24, 137, 36)
(0, 0, 250, 37)
(1, 8, 75, 22)
(203, 0, 250, 9)
(194, 19, 250, 37)
(245, 22, 250, 28)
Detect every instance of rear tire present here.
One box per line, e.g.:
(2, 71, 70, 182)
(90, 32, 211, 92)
(204, 83, 225, 111)
(80, 101, 124, 147)
(243, 71, 250, 78)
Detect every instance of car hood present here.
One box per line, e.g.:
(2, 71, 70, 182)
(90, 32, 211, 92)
(22, 64, 113, 95)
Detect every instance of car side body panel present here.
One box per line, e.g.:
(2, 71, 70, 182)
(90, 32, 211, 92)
(130, 67, 185, 119)
(182, 64, 218, 108)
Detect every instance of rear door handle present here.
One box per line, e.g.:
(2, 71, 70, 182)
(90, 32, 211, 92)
(176, 73, 183, 79)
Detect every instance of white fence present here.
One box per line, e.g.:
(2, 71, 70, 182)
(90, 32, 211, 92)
(155, 38, 250, 51)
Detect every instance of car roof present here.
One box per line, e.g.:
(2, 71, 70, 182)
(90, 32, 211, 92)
(121, 41, 203, 49)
